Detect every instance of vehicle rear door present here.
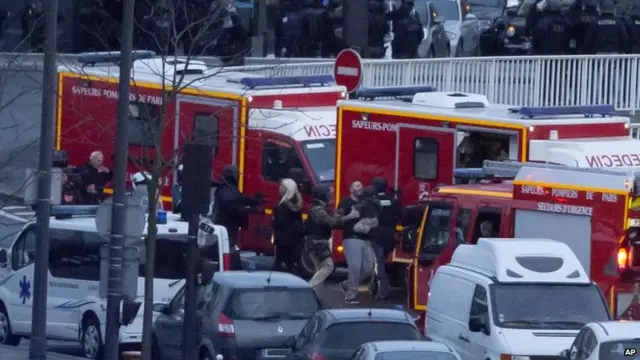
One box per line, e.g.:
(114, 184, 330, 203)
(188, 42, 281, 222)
(175, 95, 240, 185)
(394, 124, 455, 262)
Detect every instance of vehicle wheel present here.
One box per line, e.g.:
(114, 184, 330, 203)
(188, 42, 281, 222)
(298, 251, 316, 280)
(0, 305, 21, 346)
(82, 316, 104, 360)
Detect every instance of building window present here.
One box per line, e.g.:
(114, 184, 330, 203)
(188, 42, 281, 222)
(414, 138, 438, 180)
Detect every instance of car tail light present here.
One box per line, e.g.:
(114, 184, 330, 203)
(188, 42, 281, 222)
(222, 253, 231, 271)
(619, 248, 629, 271)
(218, 313, 235, 337)
(311, 352, 325, 360)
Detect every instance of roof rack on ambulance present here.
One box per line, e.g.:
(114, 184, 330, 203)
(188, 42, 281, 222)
(231, 74, 335, 89)
(482, 160, 634, 178)
(50, 205, 100, 218)
(353, 86, 436, 100)
(508, 105, 616, 119)
(77, 51, 157, 67)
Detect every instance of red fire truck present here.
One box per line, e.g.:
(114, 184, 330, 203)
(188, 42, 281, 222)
(334, 88, 635, 275)
(56, 52, 345, 265)
(406, 160, 640, 323)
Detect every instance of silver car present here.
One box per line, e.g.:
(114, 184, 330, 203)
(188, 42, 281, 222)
(430, 0, 481, 56)
(152, 271, 321, 360)
(350, 340, 463, 360)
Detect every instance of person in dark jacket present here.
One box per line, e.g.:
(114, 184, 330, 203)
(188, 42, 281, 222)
(307, 185, 359, 293)
(273, 178, 304, 273)
(530, 0, 571, 55)
(388, 0, 424, 58)
(369, 177, 401, 299)
(210, 165, 262, 270)
(74, 151, 113, 204)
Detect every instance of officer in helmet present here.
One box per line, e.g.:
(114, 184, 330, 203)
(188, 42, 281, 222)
(530, 0, 571, 55)
(581, 0, 628, 54)
(209, 165, 263, 269)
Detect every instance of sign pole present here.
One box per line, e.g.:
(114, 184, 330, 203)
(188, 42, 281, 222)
(104, 0, 136, 359)
(29, 0, 59, 357)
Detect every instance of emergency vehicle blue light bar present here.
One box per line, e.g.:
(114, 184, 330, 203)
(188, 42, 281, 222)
(453, 168, 489, 179)
(239, 74, 334, 88)
(354, 86, 436, 100)
(51, 205, 100, 217)
(77, 51, 157, 65)
(518, 105, 616, 118)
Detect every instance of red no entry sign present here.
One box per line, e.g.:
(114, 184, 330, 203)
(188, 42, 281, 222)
(334, 49, 363, 94)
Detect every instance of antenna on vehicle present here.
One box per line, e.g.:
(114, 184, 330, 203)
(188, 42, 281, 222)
(266, 269, 272, 285)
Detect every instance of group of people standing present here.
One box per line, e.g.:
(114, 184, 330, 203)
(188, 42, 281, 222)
(271, 177, 400, 304)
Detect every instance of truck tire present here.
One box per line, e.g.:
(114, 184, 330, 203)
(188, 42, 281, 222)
(0, 305, 21, 346)
(82, 316, 104, 360)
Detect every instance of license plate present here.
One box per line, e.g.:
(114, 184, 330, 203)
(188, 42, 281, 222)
(199, 222, 215, 235)
(260, 348, 291, 358)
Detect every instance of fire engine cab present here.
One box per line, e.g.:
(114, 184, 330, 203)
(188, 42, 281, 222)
(335, 88, 635, 268)
(56, 51, 345, 261)
(407, 160, 640, 323)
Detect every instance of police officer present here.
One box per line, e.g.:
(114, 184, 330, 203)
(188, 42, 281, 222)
(210, 165, 262, 270)
(299, 0, 326, 57)
(388, 0, 424, 59)
(530, 0, 571, 55)
(368, 0, 390, 58)
(275, 0, 301, 57)
(306, 185, 359, 292)
(581, 0, 628, 54)
(626, 3, 640, 53)
(369, 178, 400, 299)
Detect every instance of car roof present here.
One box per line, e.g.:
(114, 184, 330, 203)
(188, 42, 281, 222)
(213, 271, 311, 289)
(589, 321, 640, 340)
(367, 340, 453, 352)
(319, 309, 415, 325)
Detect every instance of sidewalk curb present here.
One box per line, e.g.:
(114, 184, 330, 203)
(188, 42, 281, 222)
(0, 345, 84, 360)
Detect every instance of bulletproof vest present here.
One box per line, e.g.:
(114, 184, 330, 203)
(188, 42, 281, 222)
(302, 8, 325, 39)
(532, 12, 569, 54)
(305, 205, 332, 239)
(375, 193, 397, 227)
(593, 15, 623, 52)
(369, 13, 387, 46)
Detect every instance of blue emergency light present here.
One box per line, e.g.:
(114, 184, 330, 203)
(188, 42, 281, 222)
(453, 168, 488, 180)
(77, 51, 157, 66)
(517, 105, 616, 118)
(239, 74, 334, 89)
(353, 86, 436, 100)
(50, 205, 100, 217)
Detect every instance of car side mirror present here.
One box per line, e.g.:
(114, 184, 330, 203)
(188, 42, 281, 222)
(0, 249, 7, 266)
(465, 13, 477, 20)
(152, 303, 170, 314)
(469, 315, 489, 334)
(434, 16, 444, 24)
(559, 349, 571, 359)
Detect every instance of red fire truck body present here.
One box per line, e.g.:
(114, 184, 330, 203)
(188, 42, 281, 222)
(408, 161, 640, 322)
(334, 90, 632, 270)
(56, 54, 345, 258)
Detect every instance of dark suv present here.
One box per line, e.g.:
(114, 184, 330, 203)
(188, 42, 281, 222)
(286, 309, 423, 360)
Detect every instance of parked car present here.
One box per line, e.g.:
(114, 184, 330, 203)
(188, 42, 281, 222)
(350, 340, 462, 360)
(469, 0, 518, 54)
(560, 321, 640, 360)
(416, 0, 453, 57)
(494, 0, 534, 54)
(430, 0, 481, 56)
(286, 309, 422, 360)
(152, 271, 321, 360)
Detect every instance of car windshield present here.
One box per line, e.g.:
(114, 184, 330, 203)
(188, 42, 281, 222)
(226, 288, 319, 320)
(420, 202, 453, 254)
(375, 351, 458, 360)
(302, 139, 335, 183)
(320, 322, 420, 350)
(599, 340, 640, 359)
(492, 284, 610, 329)
(432, 0, 461, 20)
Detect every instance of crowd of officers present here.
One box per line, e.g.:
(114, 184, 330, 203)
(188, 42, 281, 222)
(526, 0, 640, 55)
(275, 0, 424, 59)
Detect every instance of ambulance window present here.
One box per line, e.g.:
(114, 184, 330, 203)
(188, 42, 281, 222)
(192, 113, 219, 154)
(457, 131, 510, 168)
(262, 140, 304, 182)
(48, 230, 102, 281)
(472, 207, 502, 243)
(414, 138, 438, 180)
(11, 227, 36, 271)
(420, 202, 453, 254)
(128, 102, 161, 147)
(455, 208, 473, 246)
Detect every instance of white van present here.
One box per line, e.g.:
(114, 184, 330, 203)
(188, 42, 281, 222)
(425, 238, 612, 360)
(0, 207, 230, 359)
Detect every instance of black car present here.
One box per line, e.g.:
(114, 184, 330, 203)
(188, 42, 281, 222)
(285, 309, 423, 360)
(493, 0, 536, 54)
(153, 271, 321, 360)
(470, 0, 516, 54)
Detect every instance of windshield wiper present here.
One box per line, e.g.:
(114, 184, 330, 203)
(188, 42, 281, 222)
(502, 320, 584, 329)
(539, 321, 585, 328)
(251, 312, 311, 321)
(501, 320, 550, 327)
